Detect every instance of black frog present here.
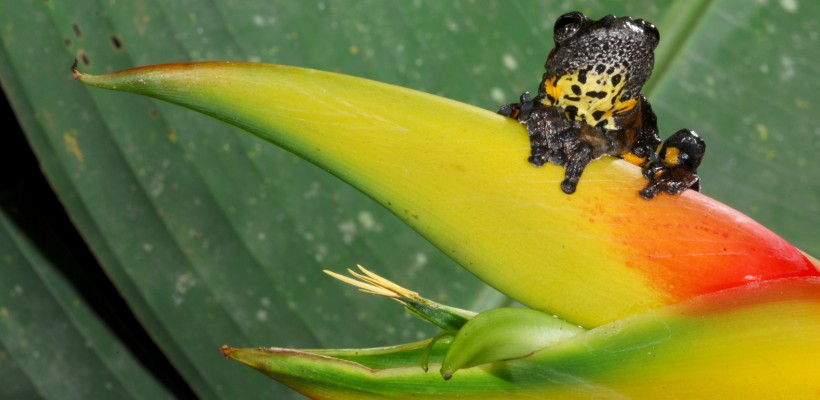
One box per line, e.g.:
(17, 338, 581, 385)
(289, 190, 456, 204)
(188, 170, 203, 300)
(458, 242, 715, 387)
(499, 11, 705, 199)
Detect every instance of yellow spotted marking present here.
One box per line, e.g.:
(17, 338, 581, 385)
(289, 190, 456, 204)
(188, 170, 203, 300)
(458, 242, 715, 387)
(664, 147, 681, 166)
(540, 68, 636, 129)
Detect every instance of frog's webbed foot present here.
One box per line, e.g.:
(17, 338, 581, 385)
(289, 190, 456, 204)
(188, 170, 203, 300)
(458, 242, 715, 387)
(524, 106, 574, 168)
(639, 129, 705, 200)
(498, 92, 535, 122)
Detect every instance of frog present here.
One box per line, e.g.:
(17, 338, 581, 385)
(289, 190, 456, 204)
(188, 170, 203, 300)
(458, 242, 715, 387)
(498, 11, 705, 200)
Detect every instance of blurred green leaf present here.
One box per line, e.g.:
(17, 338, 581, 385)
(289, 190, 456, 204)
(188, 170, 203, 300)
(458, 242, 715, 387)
(1, 0, 817, 398)
(0, 186, 175, 399)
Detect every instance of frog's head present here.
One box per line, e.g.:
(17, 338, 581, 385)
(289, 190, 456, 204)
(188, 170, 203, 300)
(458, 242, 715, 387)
(546, 12, 659, 93)
(540, 12, 660, 127)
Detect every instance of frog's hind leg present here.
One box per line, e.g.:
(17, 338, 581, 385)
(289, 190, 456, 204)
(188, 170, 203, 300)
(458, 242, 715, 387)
(639, 129, 705, 199)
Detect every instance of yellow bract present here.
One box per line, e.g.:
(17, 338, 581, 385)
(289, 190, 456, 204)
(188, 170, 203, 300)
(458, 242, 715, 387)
(75, 62, 818, 327)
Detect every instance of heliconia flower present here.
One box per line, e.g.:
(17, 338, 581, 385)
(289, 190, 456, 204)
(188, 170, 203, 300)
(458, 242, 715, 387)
(221, 276, 820, 399)
(323, 266, 586, 378)
(73, 61, 819, 327)
(323, 265, 475, 331)
(74, 61, 820, 398)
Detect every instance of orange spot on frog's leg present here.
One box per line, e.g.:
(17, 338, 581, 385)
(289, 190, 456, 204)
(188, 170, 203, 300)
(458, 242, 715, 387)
(664, 147, 681, 166)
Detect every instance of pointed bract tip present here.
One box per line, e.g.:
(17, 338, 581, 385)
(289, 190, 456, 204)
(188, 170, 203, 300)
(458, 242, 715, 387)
(440, 366, 455, 380)
(71, 59, 82, 79)
(800, 251, 820, 271)
(220, 344, 234, 359)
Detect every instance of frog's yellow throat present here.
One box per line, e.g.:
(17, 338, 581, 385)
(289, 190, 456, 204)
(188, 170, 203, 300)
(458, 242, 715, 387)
(541, 69, 638, 130)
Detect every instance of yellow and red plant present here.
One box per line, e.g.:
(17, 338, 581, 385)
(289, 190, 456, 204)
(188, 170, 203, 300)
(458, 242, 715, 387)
(76, 62, 820, 399)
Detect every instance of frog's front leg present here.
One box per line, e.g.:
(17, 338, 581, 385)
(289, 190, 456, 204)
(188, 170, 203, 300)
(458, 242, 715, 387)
(526, 109, 607, 193)
(556, 123, 610, 194)
(499, 97, 607, 194)
(522, 106, 575, 168)
(639, 129, 705, 200)
(498, 94, 573, 168)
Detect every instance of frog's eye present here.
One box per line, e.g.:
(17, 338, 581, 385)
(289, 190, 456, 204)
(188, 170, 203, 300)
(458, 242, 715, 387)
(553, 12, 587, 44)
(636, 19, 660, 44)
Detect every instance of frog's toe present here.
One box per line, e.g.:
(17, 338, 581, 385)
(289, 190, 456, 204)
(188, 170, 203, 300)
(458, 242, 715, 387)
(498, 92, 535, 121)
(503, 104, 529, 120)
(639, 181, 662, 200)
(666, 175, 700, 195)
(560, 146, 594, 194)
(498, 103, 516, 117)
(640, 166, 701, 199)
(642, 165, 701, 198)
(561, 178, 579, 194)
(528, 152, 548, 167)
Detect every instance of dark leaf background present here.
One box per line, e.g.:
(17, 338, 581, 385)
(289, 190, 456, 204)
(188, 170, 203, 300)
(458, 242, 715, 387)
(1, 1, 817, 398)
